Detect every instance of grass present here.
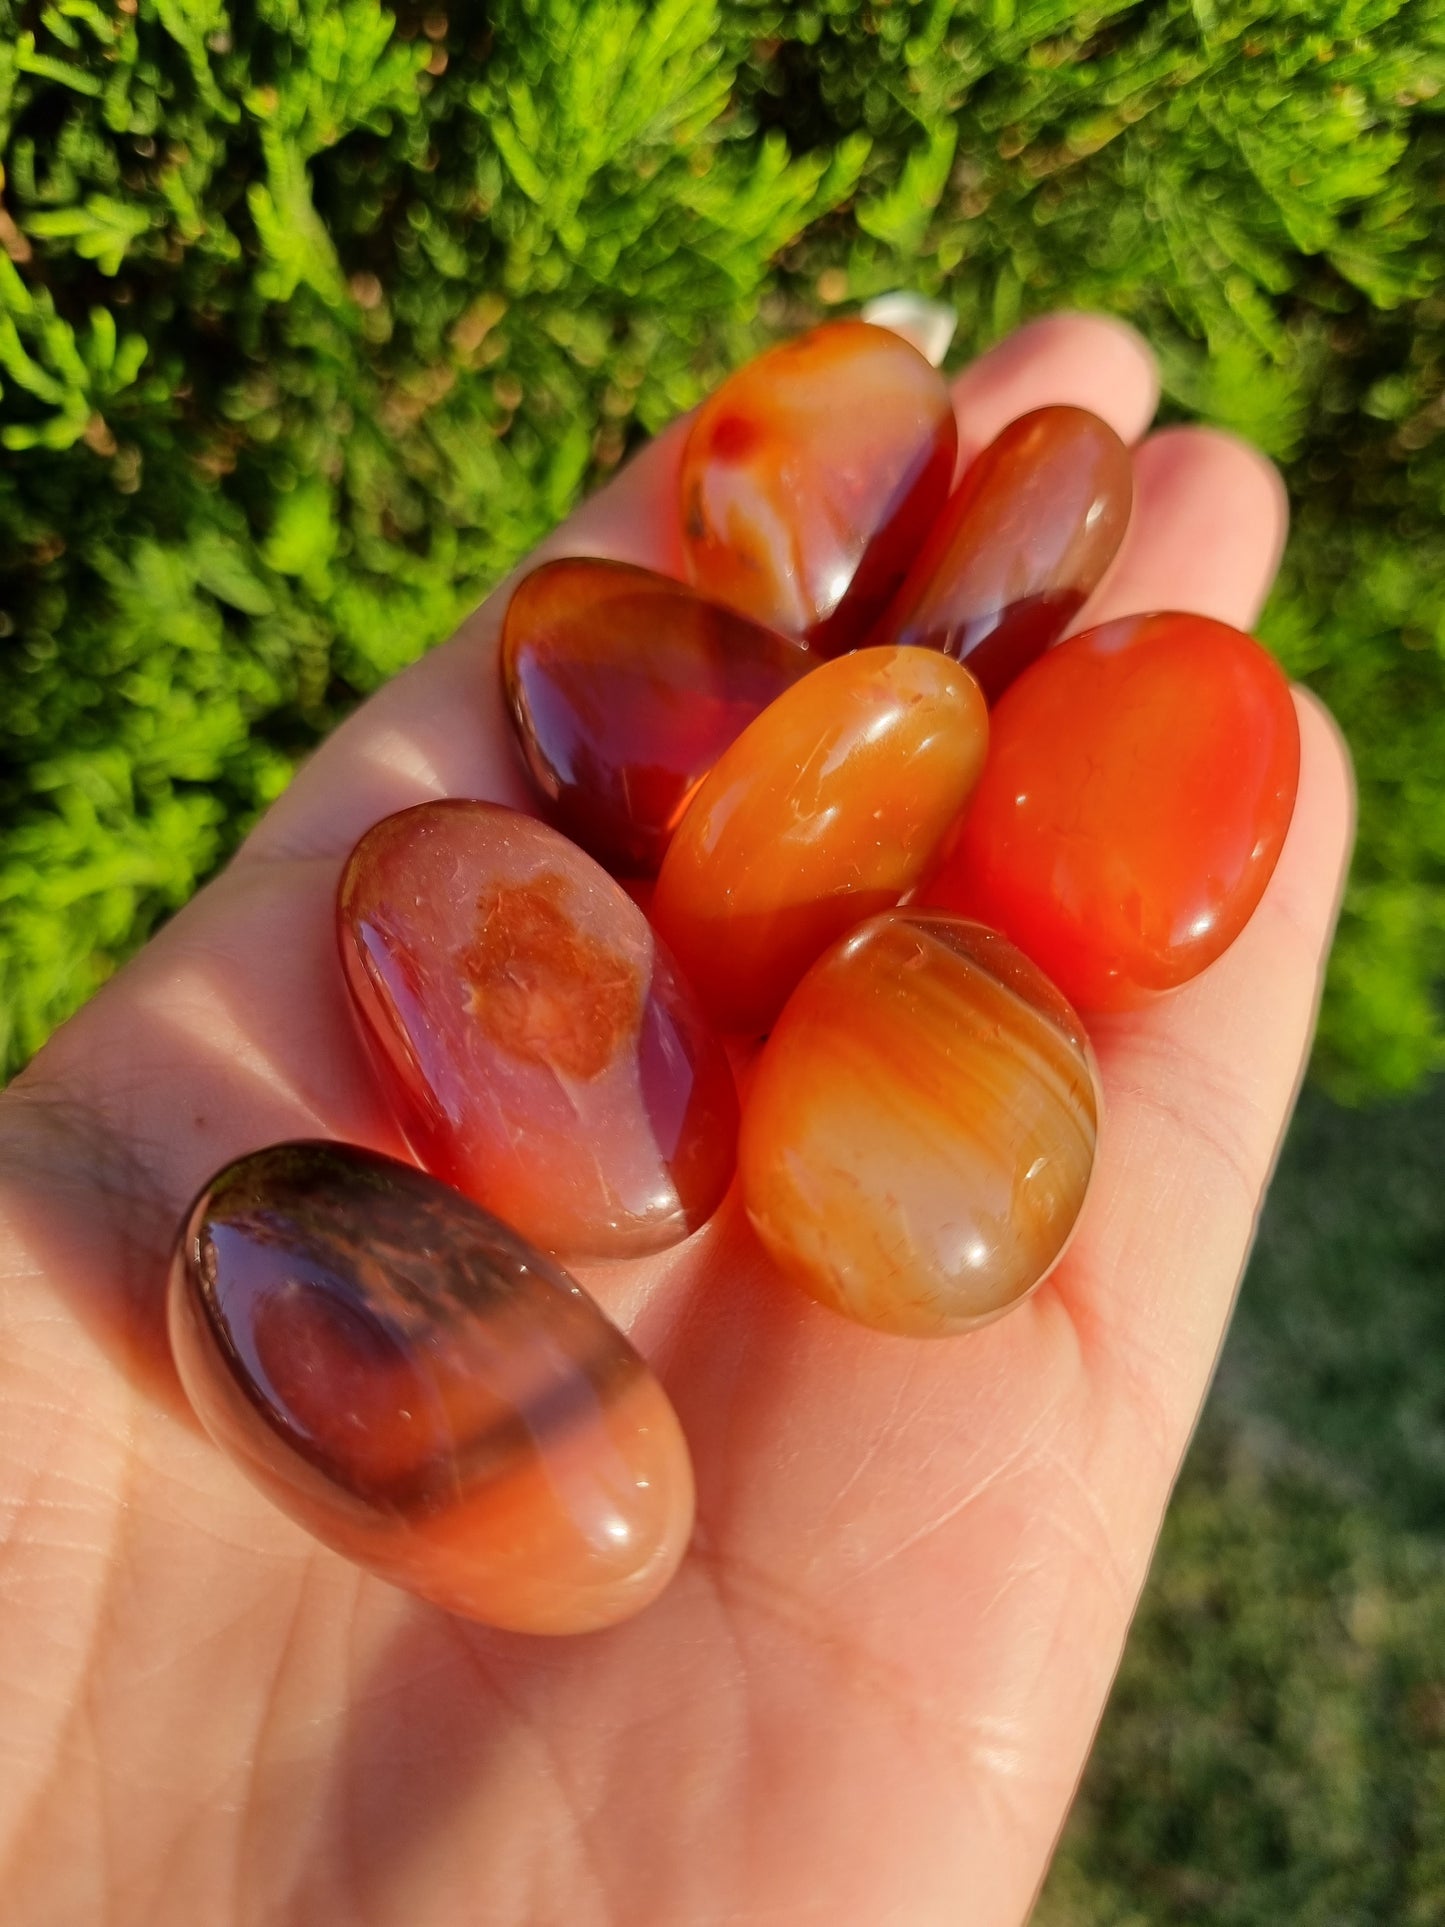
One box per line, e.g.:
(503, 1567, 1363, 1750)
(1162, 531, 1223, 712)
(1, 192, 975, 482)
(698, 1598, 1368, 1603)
(1036, 1076, 1445, 1922)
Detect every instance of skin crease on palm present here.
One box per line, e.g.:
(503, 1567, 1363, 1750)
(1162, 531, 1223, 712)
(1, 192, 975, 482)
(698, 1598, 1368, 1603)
(0, 313, 1353, 1927)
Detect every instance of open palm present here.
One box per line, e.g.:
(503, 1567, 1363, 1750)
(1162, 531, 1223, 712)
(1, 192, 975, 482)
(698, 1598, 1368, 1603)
(0, 313, 1352, 1926)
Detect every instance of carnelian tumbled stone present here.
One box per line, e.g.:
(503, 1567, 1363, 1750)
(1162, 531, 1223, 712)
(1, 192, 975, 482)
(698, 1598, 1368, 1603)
(926, 612, 1301, 1010)
(339, 802, 737, 1260)
(501, 557, 813, 874)
(679, 321, 958, 654)
(739, 914, 1098, 1336)
(872, 406, 1133, 701)
(651, 646, 989, 1036)
(169, 1142, 694, 1632)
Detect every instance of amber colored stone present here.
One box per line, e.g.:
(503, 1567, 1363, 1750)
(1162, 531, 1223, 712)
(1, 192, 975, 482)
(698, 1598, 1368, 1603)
(679, 320, 958, 654)
(925, 612, 1301, 1011)
(650, 647, 989, 1035)
(169, 1142, 694, 1632)
(872, 406, 1133, 701)
(338, 802, 738, 1260)
(739, 914, 1099, 1336)
(501, 557, 814, 874)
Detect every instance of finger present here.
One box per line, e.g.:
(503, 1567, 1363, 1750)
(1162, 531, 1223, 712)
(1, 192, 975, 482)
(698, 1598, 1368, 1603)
(950, 310, 1160, 458)
(1040, 416, 1325, 1449)
(1058, 694, 1355, 1442)
(1076, 424, 1290, 634)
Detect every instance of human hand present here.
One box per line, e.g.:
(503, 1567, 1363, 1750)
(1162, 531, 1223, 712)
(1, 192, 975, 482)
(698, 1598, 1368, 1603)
(0, 313, 1353, 1926)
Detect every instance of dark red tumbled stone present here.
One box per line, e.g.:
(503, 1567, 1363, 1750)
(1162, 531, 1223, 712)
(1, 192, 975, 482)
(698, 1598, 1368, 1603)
(168, 1141, 695, 1632)
(872, 406, 1133, 701)
(501, 557, 814, 874)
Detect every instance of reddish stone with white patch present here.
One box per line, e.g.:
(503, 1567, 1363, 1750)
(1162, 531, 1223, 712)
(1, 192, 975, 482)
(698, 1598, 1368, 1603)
(337, 801, 738, 1260)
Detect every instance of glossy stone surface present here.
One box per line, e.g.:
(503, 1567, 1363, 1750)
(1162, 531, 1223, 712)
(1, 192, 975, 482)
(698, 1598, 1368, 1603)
(501, 557, 814, 874)
(339, 802, 738, 1259)
(739, 914, 1099, 1336)
(872, 406, 1132, 701)
(169, 1142, 694, 1632)
(926, 612, 1301, 1010)
(651, 647, 988, 1036)
(679, 320, 958, 655)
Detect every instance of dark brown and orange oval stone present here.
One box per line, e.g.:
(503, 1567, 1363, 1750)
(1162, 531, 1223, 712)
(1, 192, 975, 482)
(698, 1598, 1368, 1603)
(739, 913, 1099, 1336)
(169, 1141, 695, 1632)
(679, 321, 958, 655)
(501, 557, 814, 874)
(338, 802, 738, 1260)
(872, 406, 1132, 700)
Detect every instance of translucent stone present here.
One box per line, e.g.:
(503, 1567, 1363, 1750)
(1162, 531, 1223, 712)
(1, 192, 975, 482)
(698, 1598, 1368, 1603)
(872, 405, 1133, 701)
(926, 612, 1301, 1009)
(501, 557, 814, 874)
(739, 914, 1099, 1336)
(679, 320, 957, 655)
(338, 802, 738, 1259)
(169, 1142, 695, 1632)
(651, 647, 988, 1035)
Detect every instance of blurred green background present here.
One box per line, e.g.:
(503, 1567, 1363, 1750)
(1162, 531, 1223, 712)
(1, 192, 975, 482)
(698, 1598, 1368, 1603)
(1, 1, 1442, 1913)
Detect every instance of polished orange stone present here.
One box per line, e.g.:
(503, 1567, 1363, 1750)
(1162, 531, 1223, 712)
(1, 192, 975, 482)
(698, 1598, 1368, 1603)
(679, 320, 958, 654)
(501, 557, 814, 874)
(739, 914, 1099, 1336)
(169, 1142, 694, 1632)
(650, 646, 989, 1035)
(872, 405, 1133, 700)
(926, 612, 1301, 1010)
(338, 802, 738, 1259)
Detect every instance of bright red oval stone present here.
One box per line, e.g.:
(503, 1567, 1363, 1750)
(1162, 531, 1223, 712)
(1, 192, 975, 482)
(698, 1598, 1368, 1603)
(501, 557, 814, 875)
(338, 801, 738, 1259)
(679, 320, 958, 655)
(924, 612, 1301, 1010)
(872, 405, 1133, 700)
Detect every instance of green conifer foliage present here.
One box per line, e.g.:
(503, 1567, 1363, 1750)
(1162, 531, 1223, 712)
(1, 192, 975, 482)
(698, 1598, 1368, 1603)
(1, 0, 1442, 1092)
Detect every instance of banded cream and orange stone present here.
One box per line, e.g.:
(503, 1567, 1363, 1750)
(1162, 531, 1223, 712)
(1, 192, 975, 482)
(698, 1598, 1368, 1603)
(739, 913, 1099, 1336)
(168, 1142, 695, 1633)
(338, 802, 738, 1262)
